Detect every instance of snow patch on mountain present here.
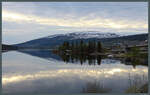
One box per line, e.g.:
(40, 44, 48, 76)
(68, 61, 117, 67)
(47, 31, 120, 39)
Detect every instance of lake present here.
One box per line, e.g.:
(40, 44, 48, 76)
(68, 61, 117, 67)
(2, 50, 148, 94)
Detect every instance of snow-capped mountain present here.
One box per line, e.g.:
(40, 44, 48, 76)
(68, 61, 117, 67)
(15, 31, 148, 49)
(47, 31, 120, 39)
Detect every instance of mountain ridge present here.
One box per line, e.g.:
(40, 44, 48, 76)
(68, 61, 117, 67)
(13, 32, 148, 49)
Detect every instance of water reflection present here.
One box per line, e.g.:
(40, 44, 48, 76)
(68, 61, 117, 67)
(10, 50, 148, 68)
(2, 50, 148, 94)
(18, 50, 62, 61)
(55, 51, 148, 68)
(3, 67, 148, 94)
(3, 67, 147, 85)
(82, 80, 112, 93)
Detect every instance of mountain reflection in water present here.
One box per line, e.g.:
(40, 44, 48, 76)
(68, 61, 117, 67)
(2, 50, 148, 94)
(19, 50, 147, 67)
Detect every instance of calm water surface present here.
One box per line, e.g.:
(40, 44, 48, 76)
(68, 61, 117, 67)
(2, 50, 148, 94)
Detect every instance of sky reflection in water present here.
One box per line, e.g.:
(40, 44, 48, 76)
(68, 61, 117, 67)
(2, 51, 148, 94)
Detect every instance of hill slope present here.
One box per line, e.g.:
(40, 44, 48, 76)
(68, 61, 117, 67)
(14, 32, 148, 48)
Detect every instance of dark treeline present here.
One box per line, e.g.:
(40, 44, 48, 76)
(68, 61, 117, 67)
(55, 40, 105, 65)
(58, 40, 103, 54)
(2, 44, 18, 50)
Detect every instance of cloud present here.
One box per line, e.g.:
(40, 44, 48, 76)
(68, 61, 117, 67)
(3, 67, 148, 85)
(3, 10, 147, 30)
(2, 2, 148, 44)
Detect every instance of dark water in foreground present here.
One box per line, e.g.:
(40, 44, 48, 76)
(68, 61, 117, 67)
(2, 50, 148, 94)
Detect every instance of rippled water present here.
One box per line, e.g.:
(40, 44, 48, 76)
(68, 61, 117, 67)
(2, 50, 148, 94)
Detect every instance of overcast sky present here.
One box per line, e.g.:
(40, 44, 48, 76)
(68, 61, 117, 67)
(2, 2, 148, 45)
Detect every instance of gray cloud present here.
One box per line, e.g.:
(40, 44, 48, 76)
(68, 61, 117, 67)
(2, 2, 148, 44)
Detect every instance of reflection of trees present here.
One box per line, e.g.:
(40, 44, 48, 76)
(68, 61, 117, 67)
(61, 54, 70, 63)
(122, 57, 148, 68)
(81, 80, 111, 93)
(97, 55, 102, 65)
(58, 53, 102, 65)
(124, 46, 148, 68)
